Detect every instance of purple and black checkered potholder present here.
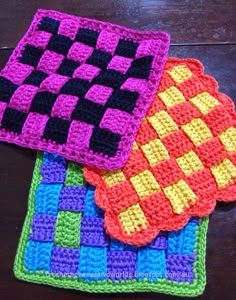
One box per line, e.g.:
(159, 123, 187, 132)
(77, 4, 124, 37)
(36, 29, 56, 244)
(0, 9, 170, 169)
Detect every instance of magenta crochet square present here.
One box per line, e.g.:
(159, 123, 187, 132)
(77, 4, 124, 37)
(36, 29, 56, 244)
(73, 64, 100, 81)
(0, 9, 170, 169)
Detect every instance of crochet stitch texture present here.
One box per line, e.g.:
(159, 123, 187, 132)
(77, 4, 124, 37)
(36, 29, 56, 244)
(14, 152, 208, 296)
(84, 57, 236, 246)
(0, 9, 169, 170)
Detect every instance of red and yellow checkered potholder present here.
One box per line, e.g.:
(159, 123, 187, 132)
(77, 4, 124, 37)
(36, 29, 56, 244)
(84, 58, 236, 246)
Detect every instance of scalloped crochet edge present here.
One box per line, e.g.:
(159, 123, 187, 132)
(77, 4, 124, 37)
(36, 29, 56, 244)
(83, 57, 236, 246)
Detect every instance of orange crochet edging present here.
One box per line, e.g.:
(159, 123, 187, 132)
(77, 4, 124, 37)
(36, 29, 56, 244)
(84, 57, 236, 246)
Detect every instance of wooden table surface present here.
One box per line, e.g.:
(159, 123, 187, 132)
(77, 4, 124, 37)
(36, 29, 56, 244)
(0, 1, 235, 299)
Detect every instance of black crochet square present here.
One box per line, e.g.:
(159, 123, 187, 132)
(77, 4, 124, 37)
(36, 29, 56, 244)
(47, 34, 73, 55)
(0, 76, 18, 103)
(127, 56, 153, 79)
(115, 39, 139, 58)
(1, 107, 27, 134)
(19, 45, 44, 68)
(43, 117, 70, 144)
(60, 78, 91, 97)
(106, 90, 139, 114)
(72, 98, 105, 126)
(90, 127, 121, 157)
(23, 70, 48, 87)
(93, 69, 127, 89)
(57, 59, 80, 77)
(30, 92, 57, 115)
(38, 17, 60, 34)
(75, 28, 99, 47)
(86, 50, 112, 69)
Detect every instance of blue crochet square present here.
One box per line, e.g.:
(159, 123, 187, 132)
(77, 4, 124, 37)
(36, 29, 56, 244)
(137, 248, 166, 281)
(24, 240, 53, 271)
(35, 183, 62, 215)
(78, 246, 107, 281)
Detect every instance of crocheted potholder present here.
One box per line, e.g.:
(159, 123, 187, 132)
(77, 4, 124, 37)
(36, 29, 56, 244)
(0, 9, 169, 170)
(14, 152, 208, 296)
(84, 57, 236, 246)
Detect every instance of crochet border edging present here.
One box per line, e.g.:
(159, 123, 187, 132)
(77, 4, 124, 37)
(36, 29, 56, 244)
(13, 152, 208, 296)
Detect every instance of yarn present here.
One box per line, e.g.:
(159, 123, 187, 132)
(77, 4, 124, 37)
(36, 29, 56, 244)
(14, 152, 208, 296)
(84, 57, 236, 246)
(0, 9, 170, 170)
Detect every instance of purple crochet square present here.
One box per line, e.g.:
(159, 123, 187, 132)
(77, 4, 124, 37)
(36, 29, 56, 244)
(30, 30, 52, 49)
(0, 9, 169, 170)
(37, 50, 64, 74)
(51, 94, 78, 120)
(30, 214, 56, 242)
(9, 85, 38, 112)
(40, 74, 68, 94)
(58, 186, 86, 212)
(107, 251, 137, 281)
(21, 113, 49, 143)
(85, 85, 113, 105)
(96, 30, 119, 55)
(80, 217, 108, 246)
(41, 161, 66, 183)
(149, 232, 168, 250)
(107, 56, 133, 74)
(73, 64, 101, 81)
(67, 120, 93, 150)
(100, 108, 132, 135)
(58, 19, 80, 40)
(67, 42, 93, 63)
(2, 62, 34, 85)
(166, 254, 195, 283)
(50, 246, 80, 275)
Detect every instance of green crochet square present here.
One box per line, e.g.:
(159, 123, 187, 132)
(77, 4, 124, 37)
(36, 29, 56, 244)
(65, 162, 85, 186)
(55, 211, 81, 248)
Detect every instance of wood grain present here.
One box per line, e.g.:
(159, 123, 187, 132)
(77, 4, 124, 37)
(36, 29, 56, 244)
(0, 1, 236, 299)
(0, 0, 236, 48)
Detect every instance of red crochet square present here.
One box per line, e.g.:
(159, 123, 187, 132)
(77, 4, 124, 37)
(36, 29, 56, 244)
(152, 158, 183, 187)
(123, 149, 150, 178)
(162, 130, 193, 158)
(107, 180, 139, 214)
(195, 137, 227, 168)
(136, 121, 158, 146)
(168, 101, 201, 126)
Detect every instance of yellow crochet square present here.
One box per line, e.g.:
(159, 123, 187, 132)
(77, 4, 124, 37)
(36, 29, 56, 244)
(167, 65, 193, 83)
(141, 139, 169, 167)
(182, 118, 213, 146)
(176, 150, 204, 176)
(219, 127, 236, 154)
(103, 169, 126, 187)
(163, 179, 197, 214)
(211, 158, 236, 188)
(189, 92, 219, 114)
(119, 203, 148, 235)
(130, 170, 160, 199)
(148, 110, 178, 138)
(158, 86, 186, 108)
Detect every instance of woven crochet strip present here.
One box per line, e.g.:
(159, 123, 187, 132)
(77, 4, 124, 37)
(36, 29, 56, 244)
(84, 57, 236, 246)
(14, 152, 208, 296)
(0, 9, 170, 170)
